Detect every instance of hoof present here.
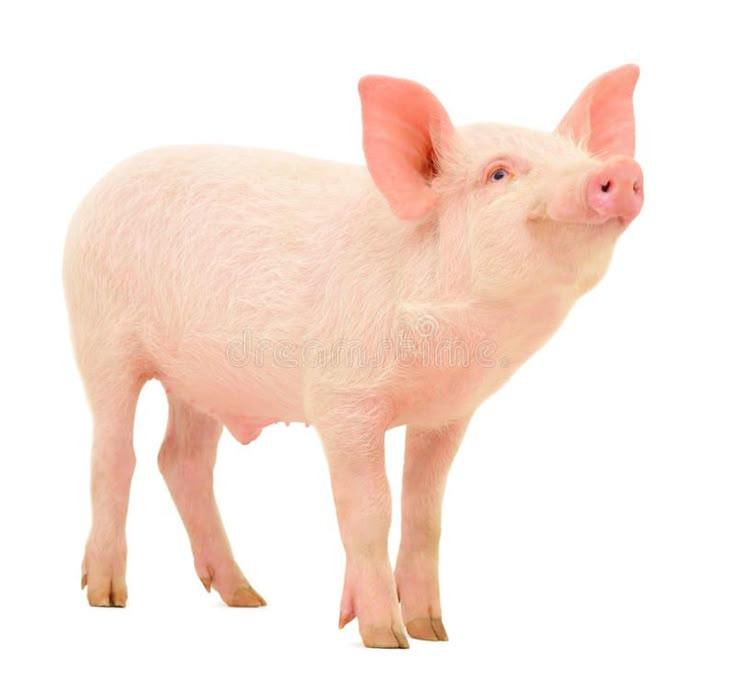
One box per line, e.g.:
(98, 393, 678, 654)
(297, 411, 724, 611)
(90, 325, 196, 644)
(227, 585, 267, 607)
(360, 625, 410, 649)
(405, 617, 448, 641)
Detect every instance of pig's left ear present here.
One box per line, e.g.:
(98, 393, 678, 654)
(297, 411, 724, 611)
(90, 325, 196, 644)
(359, 76, 453, 221)
(557, 64, 640, 158)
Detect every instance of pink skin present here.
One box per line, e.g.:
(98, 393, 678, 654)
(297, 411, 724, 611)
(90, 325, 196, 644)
(586, 157, 644, 224)
(394, 420, 468, 640)
(64, 65, 643, 647)
(541, 155, 644, 226)
(158, 397, 266, 606)
(80, 377, 141, 607)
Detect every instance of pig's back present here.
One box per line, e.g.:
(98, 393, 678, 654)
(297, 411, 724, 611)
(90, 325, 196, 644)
(66, 145, 370, 326)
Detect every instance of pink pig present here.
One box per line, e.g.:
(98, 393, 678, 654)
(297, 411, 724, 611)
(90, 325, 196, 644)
(63, 65, 643, 648)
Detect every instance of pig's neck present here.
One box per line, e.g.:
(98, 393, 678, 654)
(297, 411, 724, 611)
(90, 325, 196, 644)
(393, 214, 615, 371)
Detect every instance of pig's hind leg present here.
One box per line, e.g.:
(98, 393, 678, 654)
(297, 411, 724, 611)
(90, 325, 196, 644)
(81, 371, 145, 607)
(157, 394, 266, 607)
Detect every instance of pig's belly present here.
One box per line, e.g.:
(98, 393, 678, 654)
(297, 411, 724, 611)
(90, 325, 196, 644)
(154, 344, 307, 444)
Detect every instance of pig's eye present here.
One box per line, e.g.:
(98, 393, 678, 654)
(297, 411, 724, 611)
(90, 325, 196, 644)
(483, 157, 524, 185)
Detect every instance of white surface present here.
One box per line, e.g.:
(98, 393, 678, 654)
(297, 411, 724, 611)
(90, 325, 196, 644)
(1, 1, 734, 679)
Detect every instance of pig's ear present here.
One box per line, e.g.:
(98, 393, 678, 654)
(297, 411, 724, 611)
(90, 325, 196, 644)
(557, 64, 639, 158)
(358, 76, 453, 221)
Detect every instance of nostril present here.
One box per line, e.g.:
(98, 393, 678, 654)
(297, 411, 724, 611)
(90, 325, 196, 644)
(588, 160, 643, 220)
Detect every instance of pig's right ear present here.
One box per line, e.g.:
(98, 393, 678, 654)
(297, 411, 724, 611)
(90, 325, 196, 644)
(359, 76, 453, 221)
(557, 64, 640, 158)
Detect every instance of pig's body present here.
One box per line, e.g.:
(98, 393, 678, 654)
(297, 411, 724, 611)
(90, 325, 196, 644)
(65, 144, 572, 440)
(66, 146, 377, 436)
(64, 67, 643, 649)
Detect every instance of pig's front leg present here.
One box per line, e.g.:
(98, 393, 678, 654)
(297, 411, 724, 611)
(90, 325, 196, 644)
(317, 408, 409, 649)
(395, 417, 470, 641)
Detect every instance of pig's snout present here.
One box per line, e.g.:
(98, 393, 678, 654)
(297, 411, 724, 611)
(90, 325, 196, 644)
(586, 157, 643, 224)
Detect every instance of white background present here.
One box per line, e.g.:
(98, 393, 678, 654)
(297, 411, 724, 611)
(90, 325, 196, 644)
(1, 1, 734, 679)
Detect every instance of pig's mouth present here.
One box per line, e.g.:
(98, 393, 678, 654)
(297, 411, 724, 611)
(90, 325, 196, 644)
(576, 215, 633, 230)
(528, 208, 632, 231)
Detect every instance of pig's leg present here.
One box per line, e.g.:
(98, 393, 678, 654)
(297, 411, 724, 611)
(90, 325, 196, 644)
(157, 395, 266, 607)
(81, 375, 144, 607)
(317, 412, 409, 649)
(395, 417, 470, 641)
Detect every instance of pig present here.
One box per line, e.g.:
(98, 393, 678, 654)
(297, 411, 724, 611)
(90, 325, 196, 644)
(63, 64, 644, 649)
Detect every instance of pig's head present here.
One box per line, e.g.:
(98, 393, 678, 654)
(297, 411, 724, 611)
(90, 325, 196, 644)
(359, 65, 643, 298)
